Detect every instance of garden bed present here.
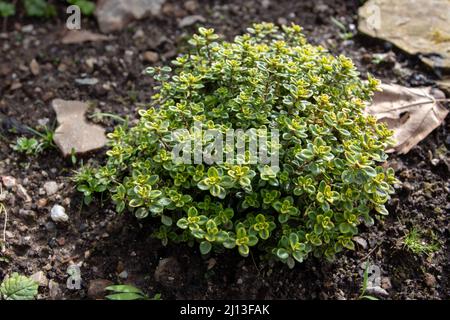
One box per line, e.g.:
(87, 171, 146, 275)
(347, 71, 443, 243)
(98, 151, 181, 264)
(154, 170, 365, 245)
(0, 0, 448, 300)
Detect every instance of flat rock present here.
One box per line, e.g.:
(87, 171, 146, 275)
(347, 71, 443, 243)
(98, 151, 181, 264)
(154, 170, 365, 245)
(88, 279, 113, 299)
(52, 99, 108, 156)
(178, 15, 206, 28)
(95, 0, 166, 33)
(31, 271, 49, 287)
(358, 0, 450, 73)
(61, 30, 110, 44)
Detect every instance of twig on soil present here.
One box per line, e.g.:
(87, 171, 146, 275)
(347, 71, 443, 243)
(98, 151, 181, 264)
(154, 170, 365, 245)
(0, 184, 8, 253)
(361, 245, 379, 261)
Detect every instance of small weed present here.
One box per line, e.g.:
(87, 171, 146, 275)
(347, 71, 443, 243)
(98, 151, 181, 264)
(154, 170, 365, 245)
(358, 262, 379, 300)
(12, 125, 56, 156)
(403, 227, 440, 256)
(331, 17, 354, 40)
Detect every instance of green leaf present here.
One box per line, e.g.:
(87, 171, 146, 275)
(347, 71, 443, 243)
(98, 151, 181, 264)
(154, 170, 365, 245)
(0, 273, 38, 300)
(339, 222, 352, 234)
(176, 218, 189, 229)
(106, 285, 145, 295)
(134, 207, 149, 219)
(276, 248, 289, 260)
(23, 0, 55, 18)
(106, 292, 146, 300)
(0, 2, 16, 17)
(199, 241, 212, 255)
(161, 215, 172, 226)
(299, 149, 314, 160)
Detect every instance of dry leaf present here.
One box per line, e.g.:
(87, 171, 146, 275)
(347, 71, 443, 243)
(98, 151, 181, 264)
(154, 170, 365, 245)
(61, 30, 111, 44)
(366, 84, 448, 154)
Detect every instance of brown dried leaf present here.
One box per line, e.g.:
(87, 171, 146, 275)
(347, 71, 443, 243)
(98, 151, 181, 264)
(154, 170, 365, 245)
(366, 84, 448, 154)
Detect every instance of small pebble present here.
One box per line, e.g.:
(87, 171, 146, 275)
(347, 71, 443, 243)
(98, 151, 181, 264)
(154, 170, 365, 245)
(50, 205, 69, 222)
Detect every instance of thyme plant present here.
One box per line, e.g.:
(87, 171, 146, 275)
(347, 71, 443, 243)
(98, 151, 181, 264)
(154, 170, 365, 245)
(75, 23, 397, 267)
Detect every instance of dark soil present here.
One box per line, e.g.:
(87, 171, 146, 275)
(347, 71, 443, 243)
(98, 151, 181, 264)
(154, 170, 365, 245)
(0, 0, 448, 300)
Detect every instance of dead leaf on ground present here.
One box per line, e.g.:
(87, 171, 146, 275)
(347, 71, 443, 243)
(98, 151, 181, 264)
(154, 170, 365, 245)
(61, 30, 111, 44)
(366, 84, 448, 154)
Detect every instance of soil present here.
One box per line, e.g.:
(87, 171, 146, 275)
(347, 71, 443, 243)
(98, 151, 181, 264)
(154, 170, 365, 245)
(0, 0, 448, 300)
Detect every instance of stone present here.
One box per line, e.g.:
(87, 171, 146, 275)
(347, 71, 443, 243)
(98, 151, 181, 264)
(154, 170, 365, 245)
(43, 181, 59, 196)
(184, 0, 198, 12)
(178, 15, 206, 28)
(50, 204, 69, 223)
(29, 59, 40, 76)
(118, 271, 128, 279)
(17, 184, 32, 203)
(381, 277, 392, 290)
(358, 0, 450, 73)
(48, 280, 62, 300)
(154, 257, 181, 287)
(75, 78, 99, 86)
(31, 271, 49, 287)
(52, 99, 108, 156)
(424, 273, 436, 288)
(88, 279, 113, 299)
(61, 30, 110, 44)
(95, 0, 166, 33)
(19, 209, 36, 220)
(1, 176, 16, 189)
(143, 51, 159, 63)
(37, 198, 48, 208)
(353, 236, 368, 250)
(366, 286, 389, 297)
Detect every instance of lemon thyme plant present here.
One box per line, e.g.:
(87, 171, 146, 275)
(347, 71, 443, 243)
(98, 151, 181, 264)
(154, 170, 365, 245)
(75, 23, 397, 267)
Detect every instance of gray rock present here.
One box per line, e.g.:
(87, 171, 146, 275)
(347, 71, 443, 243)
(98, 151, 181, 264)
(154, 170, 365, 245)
(43, 181, 59, 196)
(178, 15, 206, 28)
(95, 0, 166, 33)
(75, 78, 99, 86)
(50, 204, 69, 223)
(381, 277, 392, 290)
(1, 175, 17, 189)
(31, 271, 49, 287)
(48, 280, 62, 300)
(353, 236, 368, 250)
(118, 271, 128, 279)
(366, 286, 389, 297)
(52, 99, 108, 156)
(19, 209, 37, 220)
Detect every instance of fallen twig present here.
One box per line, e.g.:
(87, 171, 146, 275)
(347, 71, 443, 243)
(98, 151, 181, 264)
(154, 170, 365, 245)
(0, 184, 8, 253)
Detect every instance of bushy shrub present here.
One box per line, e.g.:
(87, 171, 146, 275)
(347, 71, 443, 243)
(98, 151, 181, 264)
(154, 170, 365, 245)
(75, 23, 397, 267)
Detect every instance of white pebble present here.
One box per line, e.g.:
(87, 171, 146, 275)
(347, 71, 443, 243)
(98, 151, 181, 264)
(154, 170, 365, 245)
(50, 205, 69, 222)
